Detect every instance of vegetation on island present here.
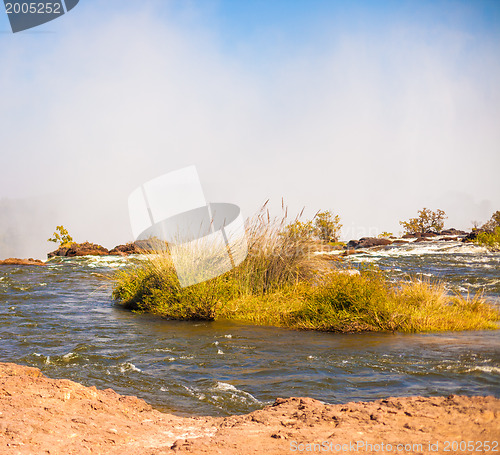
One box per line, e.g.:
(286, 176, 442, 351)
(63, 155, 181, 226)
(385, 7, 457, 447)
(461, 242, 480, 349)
(113, 207, 499, 333)
(474, 211, 500, 251)
(280, 210, 342, 243)
(48, 225, 74, 247)
(399, 208, 447, 235)
(475, 228, 500, 251)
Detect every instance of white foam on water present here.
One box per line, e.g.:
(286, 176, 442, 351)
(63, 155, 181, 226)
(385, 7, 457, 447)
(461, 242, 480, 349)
(380, 242, 490, 257)
(467, 366, 500, 374)
(215, 382, 238, 392)
(224, 334, 232, 338)
(49, 254, 152, 269)
(86, 256, 133, 269)
(213, 382, 261, 404)
(350, 256, 380, 263)
(32, 352, 51, 364)
(62, 352, 79, 362)
(119, 362, 141, 373)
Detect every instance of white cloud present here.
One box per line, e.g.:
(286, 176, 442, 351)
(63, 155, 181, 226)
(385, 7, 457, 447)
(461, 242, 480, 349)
(0, 3, 499, 258)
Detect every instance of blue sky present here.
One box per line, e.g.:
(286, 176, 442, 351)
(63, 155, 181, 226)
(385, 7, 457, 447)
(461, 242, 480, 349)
(1, 0, 499, 257)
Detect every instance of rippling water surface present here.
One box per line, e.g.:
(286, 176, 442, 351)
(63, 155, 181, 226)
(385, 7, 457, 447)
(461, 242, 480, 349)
(0, 242, 499, 416)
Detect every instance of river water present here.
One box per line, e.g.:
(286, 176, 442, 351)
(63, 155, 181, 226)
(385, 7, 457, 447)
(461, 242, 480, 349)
(0, 240, 499, 416)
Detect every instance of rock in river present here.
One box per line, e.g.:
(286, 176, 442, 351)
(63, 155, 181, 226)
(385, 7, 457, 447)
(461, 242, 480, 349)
(346, 237, 392, 249)
(47, 242, 109, 259)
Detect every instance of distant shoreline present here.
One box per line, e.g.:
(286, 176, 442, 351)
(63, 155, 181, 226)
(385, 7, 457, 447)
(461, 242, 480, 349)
(0, 228, 487, 264)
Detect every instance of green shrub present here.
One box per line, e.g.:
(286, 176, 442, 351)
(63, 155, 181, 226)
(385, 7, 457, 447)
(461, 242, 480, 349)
(475, 227, 500, 251)
(314, 210, 342, 242)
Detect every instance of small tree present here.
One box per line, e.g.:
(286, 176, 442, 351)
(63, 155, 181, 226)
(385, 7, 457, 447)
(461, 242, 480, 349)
(399, 208, 447, 235)
(48, 225, 74, 247)
(314, 210, 342, 243)
(378, 231, 393, 239)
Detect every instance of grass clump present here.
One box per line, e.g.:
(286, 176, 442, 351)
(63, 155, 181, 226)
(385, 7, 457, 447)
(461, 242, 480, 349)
(113, 207, 500, 333)
(288, 273, 499, 332)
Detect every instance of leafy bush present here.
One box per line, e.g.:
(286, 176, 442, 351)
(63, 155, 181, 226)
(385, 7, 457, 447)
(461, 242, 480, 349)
(314, 210, 342, 243)
(475, 227, 500, 251)
(281, 210, 342, 243)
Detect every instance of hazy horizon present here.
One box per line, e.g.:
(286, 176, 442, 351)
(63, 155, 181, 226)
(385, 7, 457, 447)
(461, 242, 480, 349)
(1, 0, 499, 259)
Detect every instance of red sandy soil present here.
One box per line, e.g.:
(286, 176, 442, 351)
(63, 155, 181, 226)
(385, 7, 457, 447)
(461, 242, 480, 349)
(0, 362, 498, 454)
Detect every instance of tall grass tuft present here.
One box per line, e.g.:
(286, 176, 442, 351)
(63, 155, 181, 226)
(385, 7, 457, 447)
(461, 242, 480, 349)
(229, 207, 332, 295)
(113, 204, 333, 319)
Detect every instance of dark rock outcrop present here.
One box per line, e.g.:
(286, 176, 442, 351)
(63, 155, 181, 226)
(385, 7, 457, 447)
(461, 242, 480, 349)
(402, 231, 440, 238)
(462, 231, 480, 243)
(441, 228, 467, 236)
(402, 233, 420, 238)
(109, 239, 168, 255)
(346, 237, 392, 249)
(109, 243, 144, 256)
(47, 242, 109, 259)
(0, 258, 45, 266)
(47, 240, 164, 258)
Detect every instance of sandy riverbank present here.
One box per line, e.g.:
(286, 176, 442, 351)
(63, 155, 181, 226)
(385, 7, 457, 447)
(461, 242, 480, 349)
(0, 362, 498, 454)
